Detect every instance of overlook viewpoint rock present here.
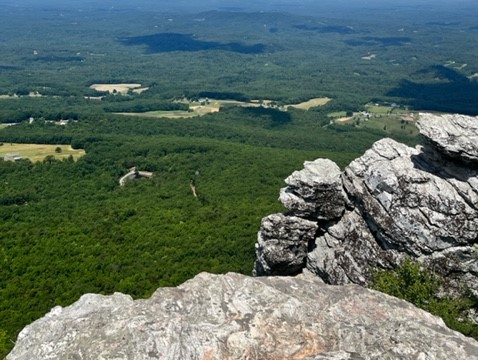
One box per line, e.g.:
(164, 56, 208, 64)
(7, 272, 478, 360)
(254, 113, 478, 298)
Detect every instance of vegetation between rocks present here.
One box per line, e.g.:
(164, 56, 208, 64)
(372, 259, 478, 340)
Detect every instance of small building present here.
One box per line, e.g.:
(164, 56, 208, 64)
(119, 167, 154, 186)
(5, 153, 22, 161)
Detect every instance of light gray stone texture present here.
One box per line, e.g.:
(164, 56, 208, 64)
(255, 113, 478, 297)
(254, 213, 318, 276)
(7, 272, 478, 360)
(417, 112, 478, 163)
(279, 158, 349, 219)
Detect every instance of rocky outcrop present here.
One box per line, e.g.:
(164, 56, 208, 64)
(254, 113, 478, 297)
(7, 272, 478, 360)
(417, 113, 478, 163)
(254, 213, 318, 276)
(279, 158, 349, 219)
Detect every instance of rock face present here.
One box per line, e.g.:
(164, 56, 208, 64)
(254, 113, 478, 296)
(254, 213, 318, 275)
(279, 158, 349, 219)
(7, 272, 478, 360)
(417, 113, 478, 163)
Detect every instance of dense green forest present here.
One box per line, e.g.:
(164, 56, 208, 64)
(1, 0, 477, 356)
(1, 1, 478, 116)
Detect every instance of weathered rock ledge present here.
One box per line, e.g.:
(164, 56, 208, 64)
(254, 113, 478, 298)
(7, 272, 478, 360)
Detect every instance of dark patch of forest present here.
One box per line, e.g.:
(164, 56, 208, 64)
(120, 33, 266, 54)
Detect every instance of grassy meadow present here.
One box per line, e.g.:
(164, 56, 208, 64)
(0, 143, 85, 162)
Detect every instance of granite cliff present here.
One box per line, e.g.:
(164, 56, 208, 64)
(7, 272, 478, 360)
(254, 113, 478, 299)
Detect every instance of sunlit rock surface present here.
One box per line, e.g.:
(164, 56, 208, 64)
(279, 158, 349, 219)
(7, 272, 478, 360)
(417, 113, 478, 163)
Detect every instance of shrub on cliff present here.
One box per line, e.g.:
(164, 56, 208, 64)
(372, 259, 478, 340)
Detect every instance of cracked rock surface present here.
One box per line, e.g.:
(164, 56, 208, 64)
(254, 113, 478, 297)
(7, 272, 478, 360)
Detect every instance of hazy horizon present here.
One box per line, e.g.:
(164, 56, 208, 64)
(3, 0, 478, 13)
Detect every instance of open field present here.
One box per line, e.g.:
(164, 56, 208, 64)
(330, 106, 420, 137)
(328, 111, 347, 118)
(212, 98, 331, 111)
(214, 100, 263, 107)
(115, 102, 220, 118)
(116, 97, 331, 119)
(89, 84, 149, 94)
(0, 143, 85, 162)
(362, 115, 419, 136)
(364, 104, 410, 114)
(288, 97, 331, 110)
(116, 110, 199, 119)
(189, 105, 221, 115)
(326, 103, 420, 136)
(336, 116, 353, 123)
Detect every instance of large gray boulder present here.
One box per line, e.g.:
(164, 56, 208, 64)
(417, 113, 478, 163)
(7, 272, 478, 360)
(254, 213, 318, 276)
(254, 113, 478, 296)
(307, 209, 402, 286)
(343, 137, 478, 256)
(279, 158, 349, 219)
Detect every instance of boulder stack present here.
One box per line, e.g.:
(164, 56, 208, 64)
(254, 113, 478, 297)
